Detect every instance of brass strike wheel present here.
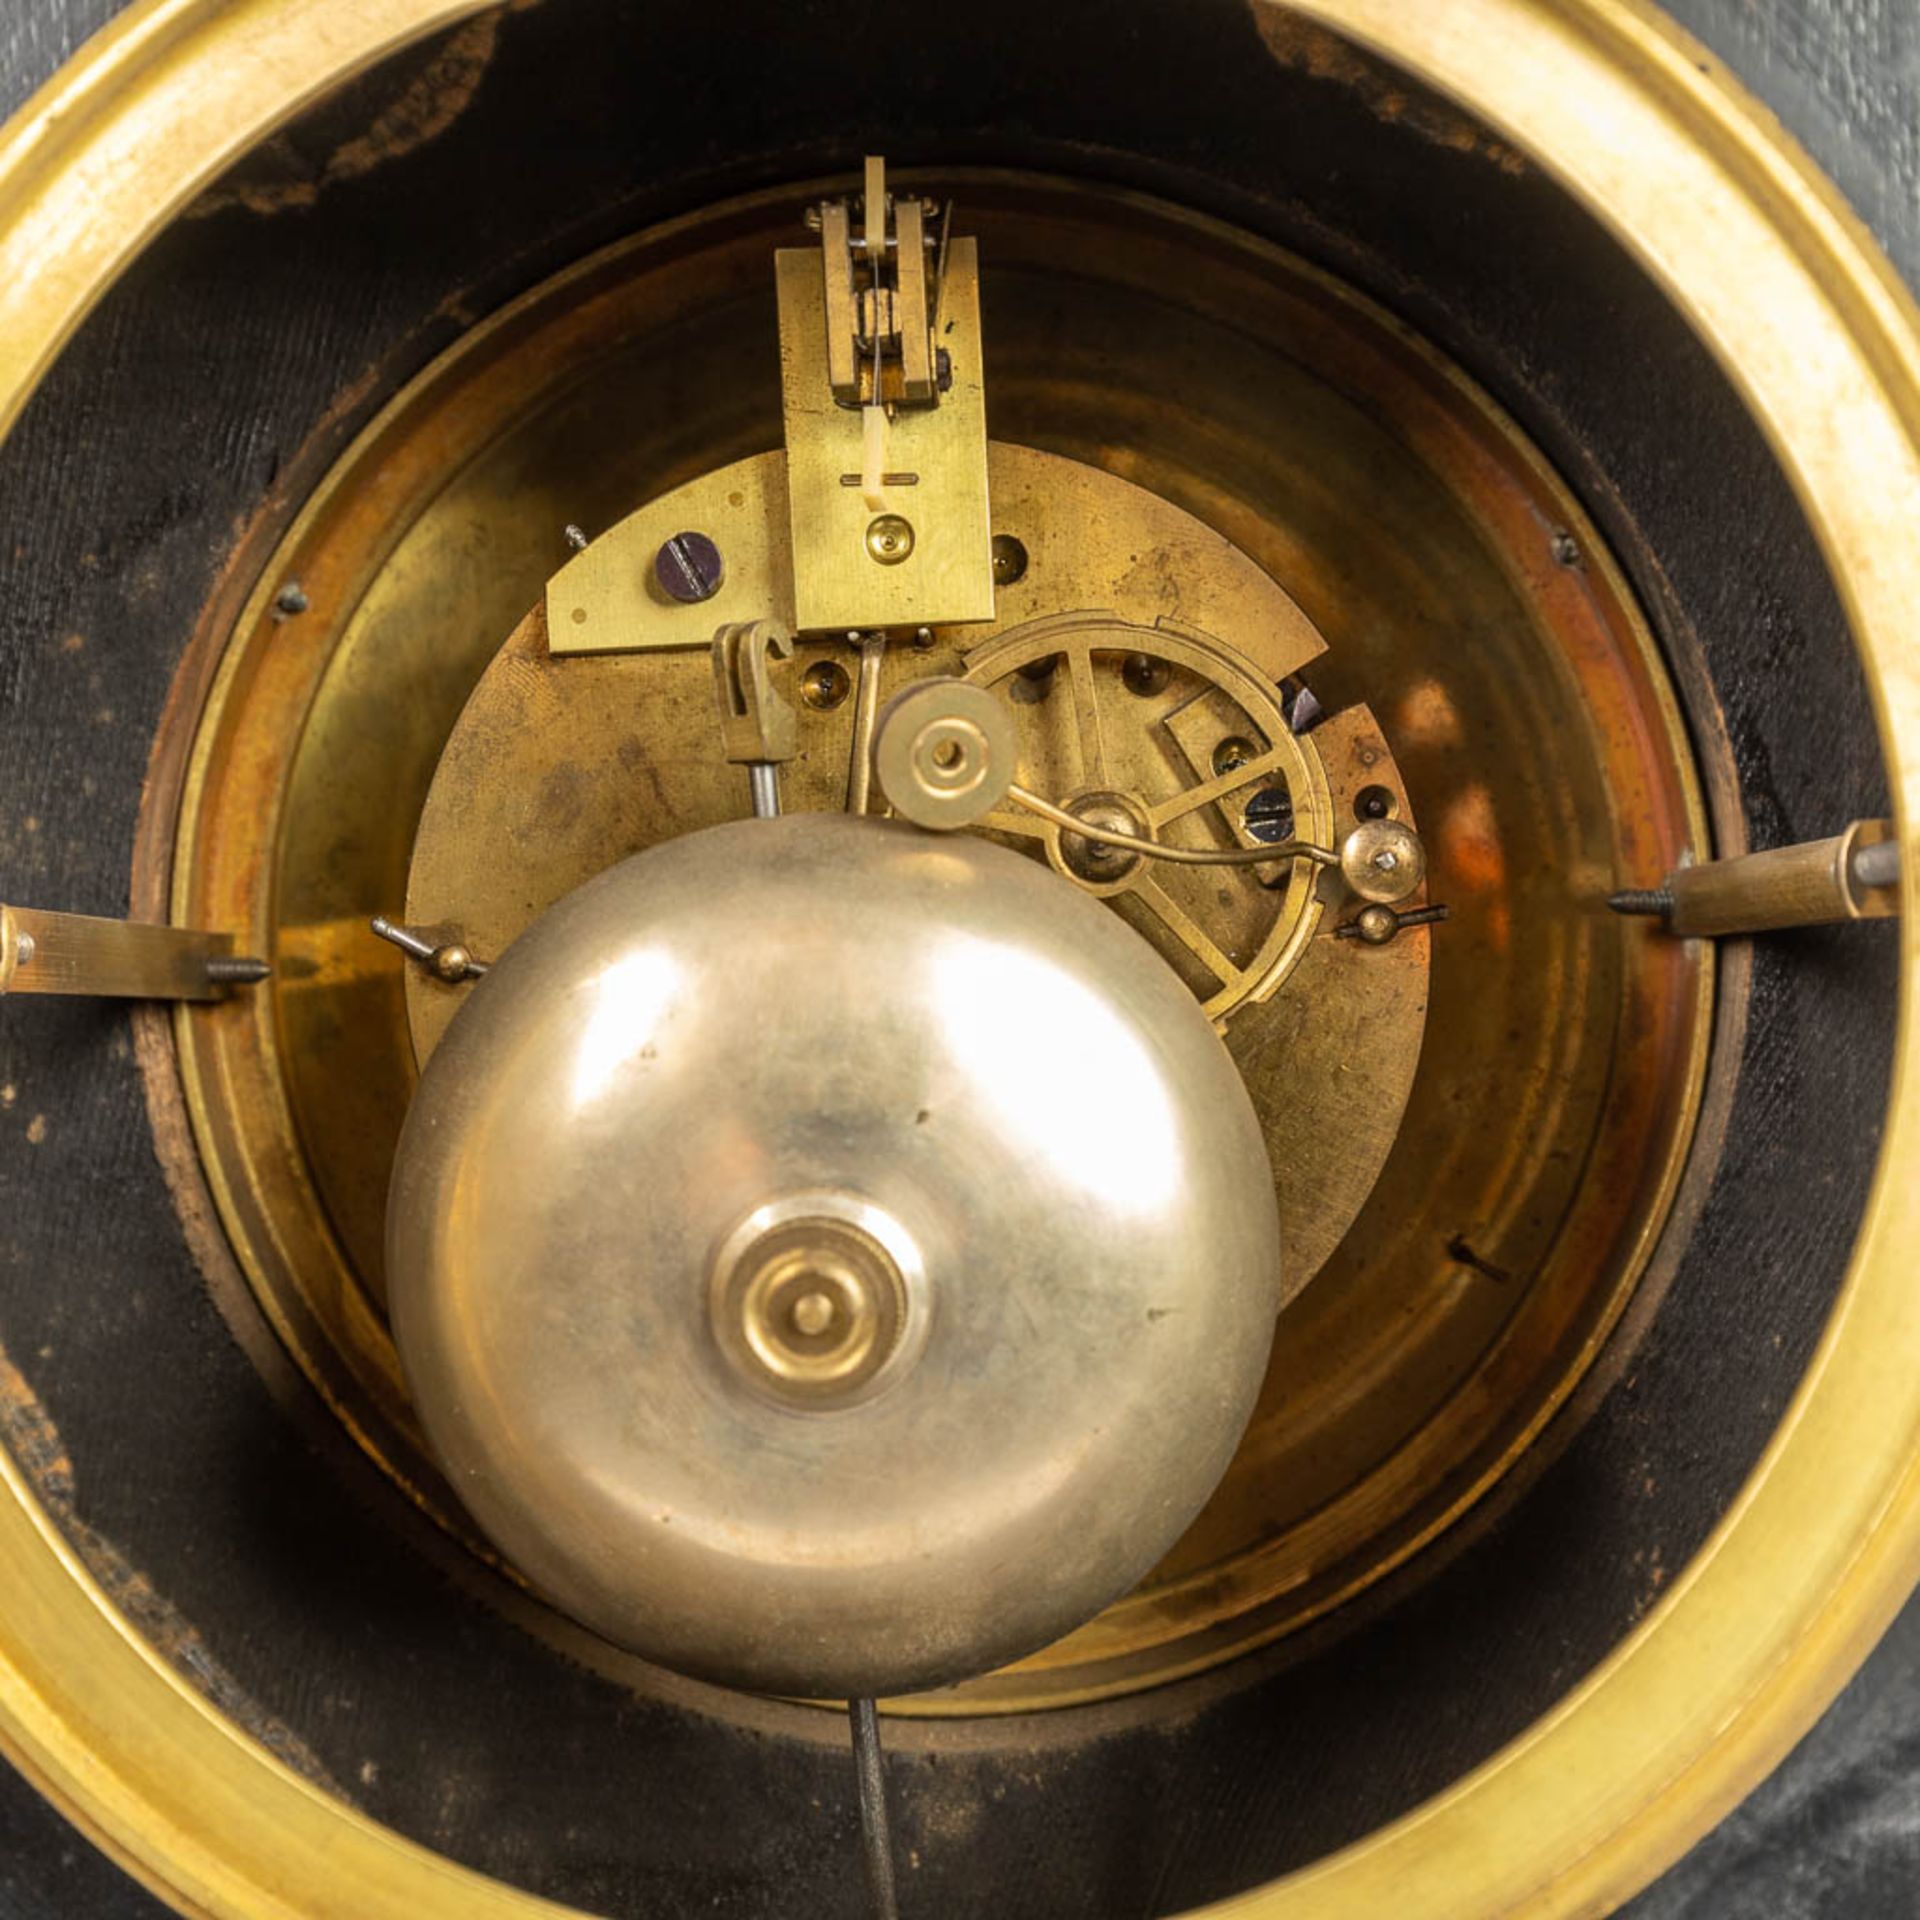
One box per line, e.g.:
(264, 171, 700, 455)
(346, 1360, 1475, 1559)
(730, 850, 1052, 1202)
(0, 3, 1914, 1918)
(960, 610, 1338, 1021)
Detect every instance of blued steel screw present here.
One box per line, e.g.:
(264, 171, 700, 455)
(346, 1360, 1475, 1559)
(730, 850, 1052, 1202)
(654, 531, 725, 604)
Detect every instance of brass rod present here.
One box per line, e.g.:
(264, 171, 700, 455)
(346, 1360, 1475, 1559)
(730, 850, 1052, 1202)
(1610, 819, 1900, 936)
(847, 634, 887, 814)
(748, 763, 781, 819)
(370, 917, 489, 983)
(1006, 784, 1339, 870)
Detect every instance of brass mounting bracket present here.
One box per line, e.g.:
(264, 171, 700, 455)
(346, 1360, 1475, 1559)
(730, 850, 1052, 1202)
(1611, 818, 1901, 936)
(0, 903, 267, 1000)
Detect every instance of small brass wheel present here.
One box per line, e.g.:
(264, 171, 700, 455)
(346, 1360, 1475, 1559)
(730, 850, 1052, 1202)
(962, 611, 1337, 1021)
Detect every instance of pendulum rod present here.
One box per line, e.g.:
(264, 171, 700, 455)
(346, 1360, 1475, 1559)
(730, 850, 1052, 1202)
(849, 1697, 902, 1920)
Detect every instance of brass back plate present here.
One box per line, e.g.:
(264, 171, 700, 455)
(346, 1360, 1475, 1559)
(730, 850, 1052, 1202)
(170, 178, 1709, 1717)
(404, 447, 1414, 1314)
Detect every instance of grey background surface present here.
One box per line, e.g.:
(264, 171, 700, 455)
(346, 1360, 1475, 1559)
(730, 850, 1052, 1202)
(0, 1, 1916, 1915)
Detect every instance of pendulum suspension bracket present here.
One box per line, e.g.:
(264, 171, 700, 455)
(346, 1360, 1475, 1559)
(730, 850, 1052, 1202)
(711, 618, 799, 818)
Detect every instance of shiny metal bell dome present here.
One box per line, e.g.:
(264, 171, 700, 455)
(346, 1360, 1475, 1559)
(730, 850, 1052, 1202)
(387, 814, 1283, 1699)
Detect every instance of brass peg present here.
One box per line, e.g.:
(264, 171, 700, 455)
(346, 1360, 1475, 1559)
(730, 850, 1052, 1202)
(370, 917, 490, 983)
(1335, 902, 1451, 946)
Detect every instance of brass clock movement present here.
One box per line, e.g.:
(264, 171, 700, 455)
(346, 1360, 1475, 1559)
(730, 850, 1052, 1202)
(0, 5, 1915, 1917)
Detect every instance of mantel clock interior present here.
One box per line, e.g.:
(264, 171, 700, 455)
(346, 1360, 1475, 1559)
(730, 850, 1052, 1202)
(0, 2, 1914, 1917)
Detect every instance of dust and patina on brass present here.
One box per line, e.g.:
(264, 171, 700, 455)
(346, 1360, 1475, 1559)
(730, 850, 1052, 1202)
(387, 816, 1284, 1699)
(0, 902, 264, 1000)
